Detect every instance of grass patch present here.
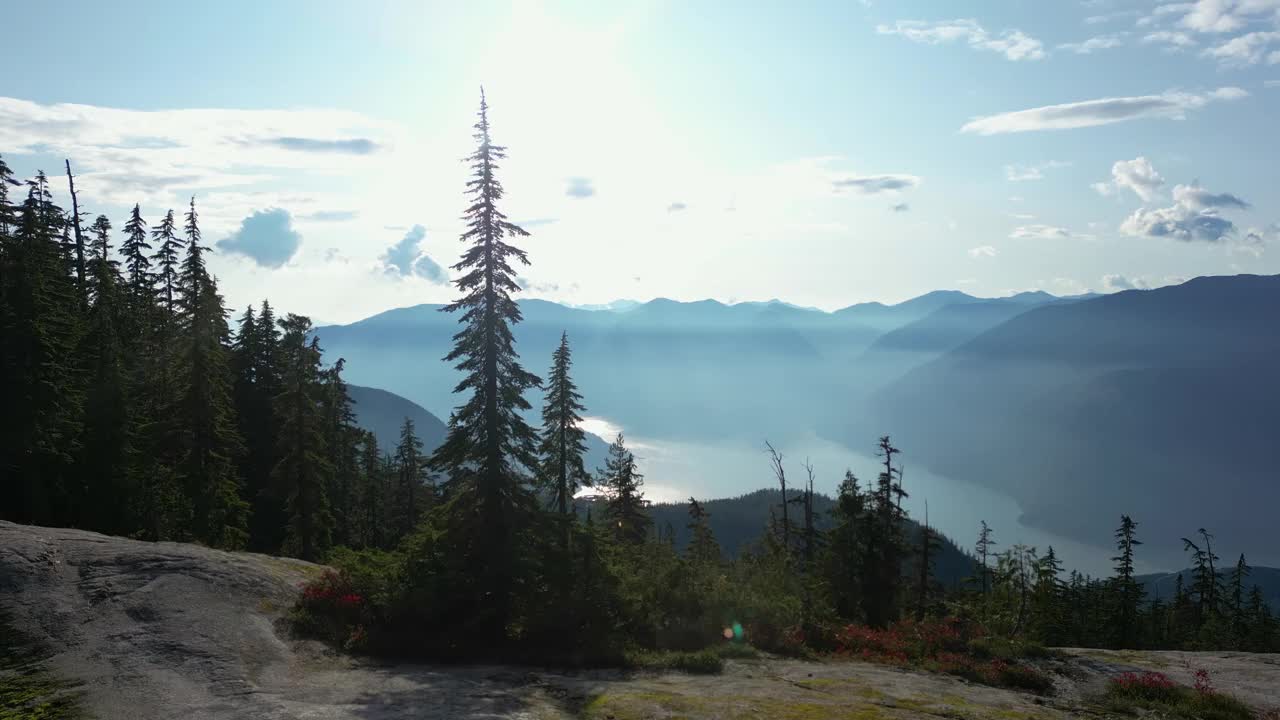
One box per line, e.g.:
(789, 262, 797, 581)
(623, 648, 725, 674)
(715, 641, 761, 660)
(0, 609, 87, 720)
(1103, 672, 1252, 720)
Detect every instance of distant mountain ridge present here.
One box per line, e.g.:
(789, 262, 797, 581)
(871, 274, 1280, 566)
(318, 275, 1280, 568)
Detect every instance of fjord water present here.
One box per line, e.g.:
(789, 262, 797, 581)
(581, 416, 1122, 577)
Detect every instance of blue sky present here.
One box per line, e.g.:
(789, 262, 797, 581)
(2, 0, 1277, 322)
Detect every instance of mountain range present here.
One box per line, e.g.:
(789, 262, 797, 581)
(317, 274, 1280, 569)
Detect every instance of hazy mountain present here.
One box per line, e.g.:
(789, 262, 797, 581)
(847, 296, 1062, 391)
(316, 292, 1048, 449)
(870, 274, 1280, 566)
(1138, 566, 1280, 612)
(348, 384, 448, 455)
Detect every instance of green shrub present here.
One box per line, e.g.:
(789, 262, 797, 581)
(994, 662, 1054, 694)
(1103, 673, 1253, 720)
(715, 642, 761, 660)
(624, 648, 725, 675)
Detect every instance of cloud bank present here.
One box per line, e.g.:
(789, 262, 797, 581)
(960, 87, 1247, 134)
(877, 19, 1046, 61)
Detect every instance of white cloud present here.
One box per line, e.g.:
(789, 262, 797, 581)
(1141, 0, 1280, 34)
(1010, 224, 1073, 239)
(1266, 79, 1280, 86)
(968, 245, 998, 258)
(1004, 160, 1070, 182)
(1103, 274, 1193, 291)
(960, 87, 1247, 134)
(1086, 10, 1143, 24)
(831, 173, 921, 194)
(1142, 30, 1199, 48)
(1138, 4, 1197, 28)
(876, 19, 1046, 61)
(1058, 35, 1126, 53)
(1095, 156, 1166, 201)
(1119, 182, 1250, 244)
(0, 96, 397, 232)
(1202, 31, 1280, 65)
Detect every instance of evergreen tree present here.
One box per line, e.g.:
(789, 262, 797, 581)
(120, 204, 153, 296)
(825, 470, 867, 621)
(0, 154, 16, 237)
(149, 209, 182, 317)
(685, 497, 720, 563)
(913, 507, 941, 620)
(975, 521, 996, 595)
(601, 433, 650, 545)
(1181, 528, 1221, 625)
(1228, 553, 1251, 642)
(231, 304, 287, 551)
(355, 430, 386, 549)
(537, 332, 589, 528)
(172, 197, 248, 548)
(863, 436, 906, 627)
(1111, 515, 1144, 648)
(0, 173, 84, 526)
(77, 213, 135, 534)
(1032, 546, 1067, 645)
(273, 314, 333, 561)
(320, 357, 361, 548)
(392, 416, 429, 541)
(427, 91, 542, 643)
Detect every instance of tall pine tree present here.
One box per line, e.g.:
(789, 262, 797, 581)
(273, 314, 333, 561)
(601, 433, 650, 545)
(537, 332, 589, 528)
(172, 197, 248, 548)
(428, 91, 542, 643)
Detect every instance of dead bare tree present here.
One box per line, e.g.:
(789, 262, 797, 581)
(765, 441, 790, 554)
(64, 159, 87, 306)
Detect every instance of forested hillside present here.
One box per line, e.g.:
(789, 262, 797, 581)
(0, 160, 441, 557)
(640, 489, 977, 587)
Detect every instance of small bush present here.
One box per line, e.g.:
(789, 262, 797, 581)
(1104, 672, 1253, 720)
(715, 642, 760, 660)
(967, 636, 1050, 661)
(290, 568, 370, 651)
(1108, 671, 1180, 702)
(994, 662, 1055, 693)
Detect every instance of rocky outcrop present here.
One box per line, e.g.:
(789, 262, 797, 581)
(3, 521, 1278, 720)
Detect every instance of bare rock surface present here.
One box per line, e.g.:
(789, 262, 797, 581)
(4, 521, 1279, 719)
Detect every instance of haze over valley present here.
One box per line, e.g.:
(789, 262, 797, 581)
(322, 274, 1280, 574)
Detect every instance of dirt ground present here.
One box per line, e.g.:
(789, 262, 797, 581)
(3, 521, 1278, 719)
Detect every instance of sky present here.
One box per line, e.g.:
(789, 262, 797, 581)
(2, 0, 1278, 323)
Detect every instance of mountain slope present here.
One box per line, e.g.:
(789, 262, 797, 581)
(871, 274, 1280, 565)
(348, 384, 448, 455)
(317, 292, 1060, 449)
